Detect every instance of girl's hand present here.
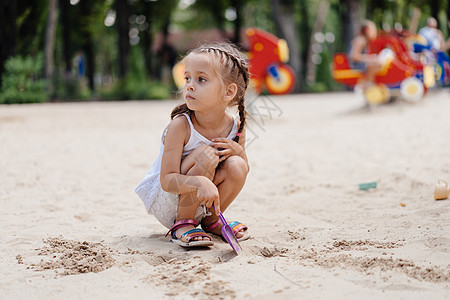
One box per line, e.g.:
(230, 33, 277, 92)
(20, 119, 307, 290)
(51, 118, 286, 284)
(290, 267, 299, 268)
(212, 138, 245, 162)
(196, 177, 220, 216)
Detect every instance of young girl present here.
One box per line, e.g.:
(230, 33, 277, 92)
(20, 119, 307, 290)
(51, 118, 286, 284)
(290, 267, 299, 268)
(135, 42, 250, 248)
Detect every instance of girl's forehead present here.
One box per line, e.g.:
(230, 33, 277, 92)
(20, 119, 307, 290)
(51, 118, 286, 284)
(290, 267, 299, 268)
(184, 53, 217, 73)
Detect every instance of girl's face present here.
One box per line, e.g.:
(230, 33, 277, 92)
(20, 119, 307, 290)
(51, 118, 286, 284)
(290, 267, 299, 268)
(183, 53, 227, 112)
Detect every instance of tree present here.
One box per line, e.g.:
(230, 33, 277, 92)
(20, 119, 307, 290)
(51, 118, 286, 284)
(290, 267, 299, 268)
(305, 1, 330, 86)
(295, 1, 312, 91)
(139, 0, 154, 79)
(44, 0, 58, 82)
(115, 0, 131, 78)
(231, 0, 244, 44)
(271, 0, 302, 91)
(430, 0, 440, 25)
(78, 0, 97, 91)
(0, 0, 17, 85)
(59, 0, 72, 74)
(339, 0, 360, 52)
(199, 0, 227, 36)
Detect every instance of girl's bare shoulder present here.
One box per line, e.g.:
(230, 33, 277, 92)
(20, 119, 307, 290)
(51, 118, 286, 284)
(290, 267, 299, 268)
(165, 114, 191, 145)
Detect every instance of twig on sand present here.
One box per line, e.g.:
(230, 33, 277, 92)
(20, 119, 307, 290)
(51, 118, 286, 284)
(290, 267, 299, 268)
(273, 262, 304, 288)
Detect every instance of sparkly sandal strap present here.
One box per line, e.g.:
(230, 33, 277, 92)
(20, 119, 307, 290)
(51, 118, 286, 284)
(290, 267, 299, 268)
(165, 219, 199, 237)
(181, 228, 212, 243)
(229, 221, 247, 235)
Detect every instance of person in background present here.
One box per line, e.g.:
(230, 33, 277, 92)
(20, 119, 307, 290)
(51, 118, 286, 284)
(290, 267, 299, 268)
(349, 20, 382, 87)
(418, 17, 445, 51)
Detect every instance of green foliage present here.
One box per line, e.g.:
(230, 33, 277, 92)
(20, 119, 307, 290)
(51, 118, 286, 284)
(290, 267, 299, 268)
(0, 54, 48, 104)
(306, 82, 327, 93)
(100, 47, 170, 100)
(52, 74, 91, 101)
(2, 0, 449, 98)
(100, 76, 171, 100)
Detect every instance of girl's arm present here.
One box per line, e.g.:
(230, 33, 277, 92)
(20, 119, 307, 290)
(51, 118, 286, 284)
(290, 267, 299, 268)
(160, 117, 220, 214)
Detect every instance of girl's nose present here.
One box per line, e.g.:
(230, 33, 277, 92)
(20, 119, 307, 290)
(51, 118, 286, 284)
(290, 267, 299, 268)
(187, 83, 195, 91)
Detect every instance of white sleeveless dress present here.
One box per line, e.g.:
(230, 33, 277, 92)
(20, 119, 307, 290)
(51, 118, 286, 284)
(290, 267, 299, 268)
(135, 112, 238, 229)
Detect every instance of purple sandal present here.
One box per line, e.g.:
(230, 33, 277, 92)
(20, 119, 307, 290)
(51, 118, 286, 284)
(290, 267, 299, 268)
(165, 219, 214, 248)
(202, 220, 250, 242)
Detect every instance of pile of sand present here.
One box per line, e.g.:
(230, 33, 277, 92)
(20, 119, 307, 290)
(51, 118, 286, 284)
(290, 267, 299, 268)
(23, 237, 116, 276)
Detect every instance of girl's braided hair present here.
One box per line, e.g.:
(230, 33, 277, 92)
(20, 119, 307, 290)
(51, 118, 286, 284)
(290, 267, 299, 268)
(171, 42, 249, 143)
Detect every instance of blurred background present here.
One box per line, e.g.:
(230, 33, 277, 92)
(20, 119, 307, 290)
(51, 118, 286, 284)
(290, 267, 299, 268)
(0, 0, 449, 103)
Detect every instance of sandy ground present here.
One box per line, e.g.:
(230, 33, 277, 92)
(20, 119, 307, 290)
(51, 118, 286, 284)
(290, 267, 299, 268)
(1, 90, 449, 299)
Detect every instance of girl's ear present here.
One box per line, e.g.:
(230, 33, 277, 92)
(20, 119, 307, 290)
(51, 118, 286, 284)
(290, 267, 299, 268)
(224, 83, 238, 102)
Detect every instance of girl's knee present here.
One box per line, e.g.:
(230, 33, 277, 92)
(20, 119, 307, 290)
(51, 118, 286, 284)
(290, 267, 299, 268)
(182, 145, 219, 176)
(222, 156, 248, 180)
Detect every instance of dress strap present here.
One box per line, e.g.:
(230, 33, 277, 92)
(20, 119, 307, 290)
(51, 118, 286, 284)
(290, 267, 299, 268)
(227, 114, 238, 139)
(181, 113, 195, 130)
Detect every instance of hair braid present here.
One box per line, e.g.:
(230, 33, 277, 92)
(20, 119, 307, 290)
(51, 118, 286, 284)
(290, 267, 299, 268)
(233, 96, 246, 143)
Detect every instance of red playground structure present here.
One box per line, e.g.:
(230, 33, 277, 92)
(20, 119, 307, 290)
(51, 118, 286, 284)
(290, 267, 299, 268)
(332, 31, 442, 104)
(245, 28, 296, 95)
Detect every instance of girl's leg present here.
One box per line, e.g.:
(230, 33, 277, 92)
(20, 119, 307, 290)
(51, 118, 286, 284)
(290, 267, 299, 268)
(201, 155, 248, 238)
(174, 145, 218, 241)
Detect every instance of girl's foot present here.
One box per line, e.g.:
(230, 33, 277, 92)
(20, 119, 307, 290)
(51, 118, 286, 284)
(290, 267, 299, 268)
(202, 220, 249, 241)
(165, 219, 213, 248)
(174, 225, 211, 241)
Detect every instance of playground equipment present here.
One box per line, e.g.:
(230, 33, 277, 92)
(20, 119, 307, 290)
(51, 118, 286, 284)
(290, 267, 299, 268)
(172, 28, 296, 95)
(332, 31, 449, 104)
(245, 28, 296, 95)
(409, 34, 450, 87)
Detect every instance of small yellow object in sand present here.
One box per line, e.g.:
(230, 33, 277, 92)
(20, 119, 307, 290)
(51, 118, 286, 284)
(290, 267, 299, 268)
(434, 179, 449, 200)
(400, 203, 406, 207)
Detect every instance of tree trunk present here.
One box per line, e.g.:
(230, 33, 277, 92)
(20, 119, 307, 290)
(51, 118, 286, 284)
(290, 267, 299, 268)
(79, 0, 95, 91)
(340, 0, 360, 53)
(140, 1, 153, 79)
(231, 0, 242, 45)
(431, 0, 440, 27)
(115, 0, 131, 78)
(448, 0, 450, 27)
(157, 19, 171, 80)
(0, 0, 17, 85)
(59, 0, 71, 74)
(84, 35, 95, 91)
(306, 1, 329, 85)
(298, 0, 310, 91)
(44, 0, 58, 80)
(271, 0, 302, 92)
(211, 1, 227, 39)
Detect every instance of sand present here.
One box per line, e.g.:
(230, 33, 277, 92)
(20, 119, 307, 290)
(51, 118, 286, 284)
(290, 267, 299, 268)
(1, 90, 449, 299)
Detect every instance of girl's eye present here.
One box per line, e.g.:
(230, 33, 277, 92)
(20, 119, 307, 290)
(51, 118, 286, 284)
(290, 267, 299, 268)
(198, 77, 206, 83)
(184, 76, 191, 83)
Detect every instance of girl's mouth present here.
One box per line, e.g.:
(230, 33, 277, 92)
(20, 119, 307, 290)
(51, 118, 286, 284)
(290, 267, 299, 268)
(185, 94, 196, 100)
